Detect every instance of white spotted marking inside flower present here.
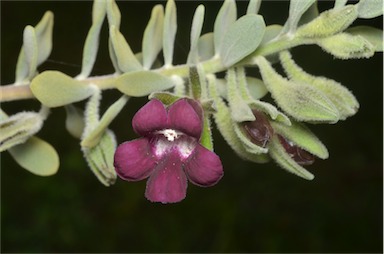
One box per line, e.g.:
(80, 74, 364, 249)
(153, 129, 198, 160)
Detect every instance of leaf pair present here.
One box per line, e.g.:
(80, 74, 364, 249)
(15, 11, 54, 84)
(1, 109, 59, 176)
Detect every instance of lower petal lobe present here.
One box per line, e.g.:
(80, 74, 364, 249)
(114, 138, 157, 181)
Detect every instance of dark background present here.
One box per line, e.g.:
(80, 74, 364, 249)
(1, 1, 382, 253)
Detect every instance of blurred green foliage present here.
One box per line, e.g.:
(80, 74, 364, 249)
(1, 1, 382, 252)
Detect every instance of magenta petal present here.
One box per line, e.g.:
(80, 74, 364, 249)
(185, 144, 223, 187)
(168, 99, 203, 139)
(114, 138, 157, 181)
(132, 99, 168, 136)
(145, 151, 187, 203)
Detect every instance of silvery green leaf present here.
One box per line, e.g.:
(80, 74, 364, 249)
(187, 5, 205, 64)
(78, 0, 107, 79)
(246, 0, 262, 14)
(279, 50, 359, 119)
(82, 129, 117, 186)
(0, 111, 44, 152)
(269, 135, 314, 180)
(246, 77, 268, 100)
(214, 0, 237, 55)
(142, 5, 164, 69)
(281, 0, 316, 35)
(357, 0, 383, 18)
(220, 14, 266, 67)
(65, 105, 85, 139)
(15, 11, 53, 84)
(226, 68, 255, 122)
(197, 32, 215, 61)
(148, 92, 182, 106)
(30, 71, 95, 107)
(116, 71, 175, 97)
(81, 95, 129, 148)
(234, 123, 268, 154)
(207, 75, 269, 163)
(15, 26, 38, 83)
(347, 26, 383, 52)
(106, 0, 121, 29)
(109, 26, 142, 72)
(295, 5, 358, 38)
(34, 11, 54, 66)
(255, 56, 339, 123)
(9, 136, 59, 176)
(298, 2, 319, 26)
(317, 32, 375, 59)
(108, 39, 121, 73)
(261, 25, 283, 45)
(163, 0, 177, 66)
(271, 120, 329, 159)
(334, 0, 348, 9)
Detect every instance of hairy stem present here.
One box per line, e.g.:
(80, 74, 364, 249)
(0, 36, 312, 103)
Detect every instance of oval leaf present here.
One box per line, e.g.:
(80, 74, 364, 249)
(357, 0, 383, 18)
(163, 0, 177, 66)
(142, 5, 164, 69)
(9, 136, 59, 176)
(197, 32, 215, 61)
(187, 5, 205, 64)
(116, 71, 175, 97)
(30, 71, 94, 107)
(214, 0, 237, 54)
(219, 14, 266, 67)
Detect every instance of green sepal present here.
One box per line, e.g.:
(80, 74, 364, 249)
(9, 136, 59, 176)
(148, 92, 182, 106)
(219, 14, 266, 67)
(197, 33, 215, 62)
(255, 56, 339, 123)
(356, 0, 383, 19)
(0, 111, 45, 152)
(81, 88, 117, 186)
(30, 71, 95, 107)
(295, 5, 358, 38)
(269, 135, 314, 180)
(82, 130, 117, 186)
(207, 75, 269, 163)
(142, 5, 164, 69)
(115, 71, 175, 97)
(81, 95, 129, 148)
(187, 5, 205, 64)
(109, 26, 143, 73)
(78, 0, 107, 79)
(279, 50, 359, 120)
(271, 120, 329, 159)
(226, 68, 255, 122)
(65, 104, 85, 139)
(200, 115, 214, 151)
(248, 100, 291, 126)
(346, 26, 383, 52)
(317, 32, 375, 59)
(163, 0, 177, 66)
(214, 0, 237, 55)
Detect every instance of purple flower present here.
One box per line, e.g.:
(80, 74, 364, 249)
(114, 98, 223, 203)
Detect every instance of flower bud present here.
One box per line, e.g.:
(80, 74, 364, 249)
(242, 109, 274, 148)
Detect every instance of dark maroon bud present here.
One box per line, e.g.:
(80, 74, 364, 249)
(277, 135, 315, 165)
(243, 110, 274, 148)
